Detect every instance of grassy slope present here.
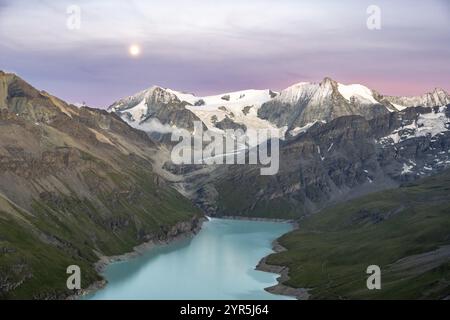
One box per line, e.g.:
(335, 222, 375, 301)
(215, 170, 302, 219)
(0, 72, 203, 299)
(0, 164, 201, 299)
(266, 170, 450, 299)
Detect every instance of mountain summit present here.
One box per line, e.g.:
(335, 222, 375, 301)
(0, 71, 449, 299)
(0, 71, 202, 299)
(108, 77, 449, 135)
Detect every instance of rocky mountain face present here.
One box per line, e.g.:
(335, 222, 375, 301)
(109, 77, 449, 139)
(108, 86, 203, 132)
(258, 78, 391, 130)
(107, 78, 450, 219)
(1, 71, 449, 299)
(258, 78, 450, 131)
(0, 72, 202, 299)
(108, 87, 280, 137)
(185, 105, 450, 218)
(385, 88, 450, 108)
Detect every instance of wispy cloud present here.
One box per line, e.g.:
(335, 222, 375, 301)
(0, 0, 449, 106)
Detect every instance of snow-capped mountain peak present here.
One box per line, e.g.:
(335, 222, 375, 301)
(181, 89, 280, 133)
(385, 87, 450, 110)
(107, 78, 449, 139)
(274, 77, 379, 106)
(337, 83, 379, 104)
(275, 82, 318, 105)
(107, 85, 283, 136)
(167, 88, 276, 109)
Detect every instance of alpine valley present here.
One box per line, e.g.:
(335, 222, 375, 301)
(1, 70, 449, 299)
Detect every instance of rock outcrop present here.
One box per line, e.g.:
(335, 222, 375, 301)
(0, 72, 202, 299)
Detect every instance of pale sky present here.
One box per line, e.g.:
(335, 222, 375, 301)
(0, 0, 449, 107)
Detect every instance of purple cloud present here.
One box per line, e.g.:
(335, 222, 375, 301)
(0, 0, 448, 107)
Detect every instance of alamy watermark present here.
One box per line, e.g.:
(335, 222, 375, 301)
(66, 265, 81, 290)
(170, 121, 280, 175)
(366, 265, 381, 290)
(367, 5, 381, 30)
(66, 5, 81, 30)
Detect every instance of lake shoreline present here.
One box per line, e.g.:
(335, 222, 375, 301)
(222, 215, 310, 300)
(219, 215, 297, 224)
(72, 215, 300, 300)
(70, 215, 206, 300)
(255, 238, 310, 300)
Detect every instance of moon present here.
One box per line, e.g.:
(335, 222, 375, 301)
(129, 45, 141, 57)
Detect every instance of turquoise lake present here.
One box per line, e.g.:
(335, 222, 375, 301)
(86, 218, 294, 300)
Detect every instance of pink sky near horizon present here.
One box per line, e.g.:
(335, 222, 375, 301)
(0, 0, 448, 106)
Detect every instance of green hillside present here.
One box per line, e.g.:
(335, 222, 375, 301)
(267, 170, 450, 299)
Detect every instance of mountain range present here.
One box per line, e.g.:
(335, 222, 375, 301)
(107, 77, 450, 217)
(0, 70, 449, 299)
(108, 77, 449, 136)
(0, 71, 202, 299)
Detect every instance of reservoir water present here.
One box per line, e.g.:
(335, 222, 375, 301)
(87, 218, 294, 300)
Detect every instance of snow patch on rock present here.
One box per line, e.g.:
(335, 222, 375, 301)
(337, 83, 379, 104)
(379, 107, 450, 145)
